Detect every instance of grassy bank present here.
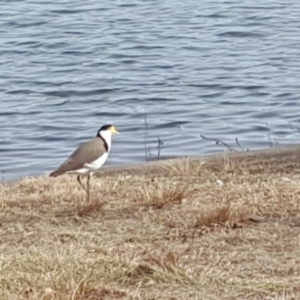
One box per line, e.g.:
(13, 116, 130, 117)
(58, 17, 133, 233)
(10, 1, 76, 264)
(1, 146, 300, 299)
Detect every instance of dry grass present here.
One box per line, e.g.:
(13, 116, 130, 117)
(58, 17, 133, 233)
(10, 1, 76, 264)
(1, 151, 300, 299)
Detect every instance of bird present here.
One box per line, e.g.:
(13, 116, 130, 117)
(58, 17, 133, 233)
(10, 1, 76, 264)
(50, 124, 119, 203)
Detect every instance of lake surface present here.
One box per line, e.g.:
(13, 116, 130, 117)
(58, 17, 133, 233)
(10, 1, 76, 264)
(1, 0, 300, 181)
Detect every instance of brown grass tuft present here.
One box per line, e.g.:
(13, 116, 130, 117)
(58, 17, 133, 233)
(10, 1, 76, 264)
(76, 199, 107, 217)
(71, 278, 126, 300)
(195, 204, 232, 228)
(22, 282, 126, 300)
(194, 203, 255, 229)
(133, 183, 189, 209)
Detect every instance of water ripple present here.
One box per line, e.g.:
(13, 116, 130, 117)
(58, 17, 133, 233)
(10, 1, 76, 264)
(1, 0, 300, 180)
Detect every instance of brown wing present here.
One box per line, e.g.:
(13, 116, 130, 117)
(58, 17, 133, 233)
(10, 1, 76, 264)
(50, 138, 106, 177)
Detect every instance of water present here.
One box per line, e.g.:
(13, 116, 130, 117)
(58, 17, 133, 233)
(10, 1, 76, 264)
(1, 0, 300, 181)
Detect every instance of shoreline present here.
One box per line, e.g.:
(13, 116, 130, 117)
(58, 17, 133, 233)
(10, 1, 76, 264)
(97, 143, 300, 176)
(2, 144, 300, 184)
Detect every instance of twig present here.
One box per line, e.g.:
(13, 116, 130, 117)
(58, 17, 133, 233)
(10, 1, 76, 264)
(200, 135, 237, 152)
(144, 110, 150, 161)
(266, 122, 273, 148)
(143, 110, 164, 161)
(157, 136, 164, 159)
(288, 121, 300, 136)
(235, 138, 245, 151)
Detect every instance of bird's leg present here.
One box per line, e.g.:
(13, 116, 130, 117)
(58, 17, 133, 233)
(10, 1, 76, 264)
(86, 174, 91, 204)
(77, 175, 87, 192)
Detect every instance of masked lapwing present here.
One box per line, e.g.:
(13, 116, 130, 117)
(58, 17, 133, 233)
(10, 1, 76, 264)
(50, 124, 119, 203)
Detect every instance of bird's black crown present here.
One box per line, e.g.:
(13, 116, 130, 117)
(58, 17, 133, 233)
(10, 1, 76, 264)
(97, 124, 113, 137)
(99, 124, 113, 131)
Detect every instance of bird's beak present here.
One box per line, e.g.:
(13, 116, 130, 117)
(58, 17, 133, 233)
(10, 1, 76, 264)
(111, 126, 119, 134)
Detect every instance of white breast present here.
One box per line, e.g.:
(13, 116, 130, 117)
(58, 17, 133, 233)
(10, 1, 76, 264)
(84, 152, 109, 171)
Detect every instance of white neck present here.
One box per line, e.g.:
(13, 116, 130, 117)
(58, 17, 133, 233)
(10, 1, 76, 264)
(99, 130, 112, 151)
